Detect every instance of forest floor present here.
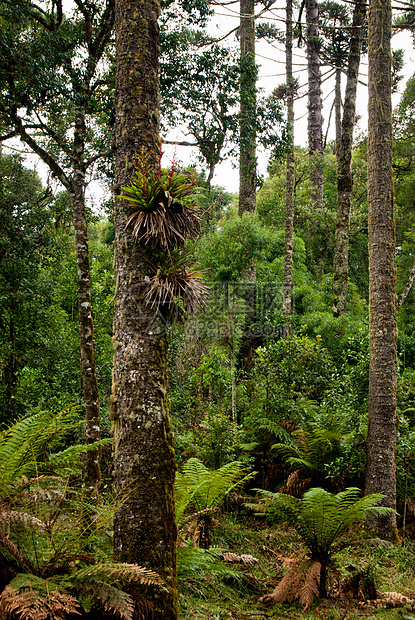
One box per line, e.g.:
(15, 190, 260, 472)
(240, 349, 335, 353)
(178, 511, 415, 620)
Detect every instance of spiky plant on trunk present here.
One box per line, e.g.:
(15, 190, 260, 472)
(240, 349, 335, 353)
(112, 0, 207, 616)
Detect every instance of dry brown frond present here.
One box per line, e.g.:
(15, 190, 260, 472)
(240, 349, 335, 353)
(299, 561, 321, 609)
(280, 470, 312, 497)
(0, 532, 35, 573)
(0, 511, 45, 535)
(220, 552, 259, 566)
(0, 585, 82, 619)
(259, 560, 304, 606)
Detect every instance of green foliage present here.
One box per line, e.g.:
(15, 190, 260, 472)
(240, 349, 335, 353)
(271, 406, 347, 479)
(257, 487, 394, 564)
(0, 411, 165, 619)
(175, 457, 254, 525)
(254, 336, 336, 403)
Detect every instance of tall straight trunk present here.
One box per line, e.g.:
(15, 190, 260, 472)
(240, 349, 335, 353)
(333, 0, 366, 318)
(334, 66, 342, 159)
(12, 93, 102, 497)
(112, 0, 178, 616)
(400, 256, 415, 307)
(239, 0, 257, 215)
(283, 0, 295, 339)
(71, 108, 101, 501)
(306, 0, 324, 209)
(365, 0, 398, 541)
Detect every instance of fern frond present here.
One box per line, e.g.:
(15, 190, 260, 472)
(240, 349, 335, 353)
(47, 438, 113, 477)
(0, 510, 45, 535)
(260, 560, 304, 605)
(76, 581, 135, 620)
(257, 418, 292, 442)
(0, 533, 35, 573)
(0, 407, 82, 495)
(177, 546, 241, 581)
(70, 562, 165, 590)
(298, 561, 321, 609)
(0, 583, 83, 619)
(175, 458, 254, 523)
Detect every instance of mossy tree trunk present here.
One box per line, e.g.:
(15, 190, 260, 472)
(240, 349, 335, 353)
(365, 0, 398, 541)
(239, 0, 257, 215)
(71, 107, 101, 503)
(333, 0, 366, 318)
(283, 0, 295, 339)
(112, 0, 178, 616)
(306, 0, 324, 210)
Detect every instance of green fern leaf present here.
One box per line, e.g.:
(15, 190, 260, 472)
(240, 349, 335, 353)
(71, 562, 166, 589)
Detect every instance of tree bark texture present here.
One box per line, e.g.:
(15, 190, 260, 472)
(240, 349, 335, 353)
(239, 0, 257, 215)
(112, 0, 178, 616)
(333, 0, 366, 318)
(283, 0, 295, 339)
(365, 0, 398, 541)
(71, 108, 101, 503)
(306, 0, 324, 209)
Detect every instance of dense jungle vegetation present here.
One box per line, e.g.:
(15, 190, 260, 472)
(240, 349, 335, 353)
(1, 0, 415, 617)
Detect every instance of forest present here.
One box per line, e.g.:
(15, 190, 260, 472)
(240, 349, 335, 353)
(1, 0, 415, 617)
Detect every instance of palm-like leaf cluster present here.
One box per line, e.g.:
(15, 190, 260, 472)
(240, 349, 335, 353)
(144, 248, 209, 313)
(257, 487, 394, 564)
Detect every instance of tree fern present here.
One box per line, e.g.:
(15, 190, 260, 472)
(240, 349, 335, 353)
(271, 407, 348, 483)
(175, 457, 254, 524)
(257, 487, 395, 603)
(258, 487, 394, 564)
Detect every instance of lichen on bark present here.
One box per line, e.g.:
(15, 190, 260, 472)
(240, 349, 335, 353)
(112, 0, 178, 616)
(365, 0, 398, 541)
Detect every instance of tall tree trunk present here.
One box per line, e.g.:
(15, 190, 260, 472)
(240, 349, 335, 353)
(399, 255, 415, 307)
(71, 108, 101, 504)
(283, 0, 295, 339)
(112, 0, 178, 616)
(306, 0, 324, 209)
(334, 66, 342, 159)
(239, 0, 257, 215)
(333, 0, 366, 318)
(365, 0, 398, 541)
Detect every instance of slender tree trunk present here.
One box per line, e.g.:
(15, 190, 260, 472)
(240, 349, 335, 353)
(334, 66, 342, 159)
(333, 0, 366, 318)
(283, 0, 295, 339)
(239, 0, 257, 215)
(112, 0, 178, 615)
(71, 108, 101, 502)
(5, 317, 17, 420)
(399, 255, 415, 307)
(365, 0, 398, 541)
(306, 0, 324, 209)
